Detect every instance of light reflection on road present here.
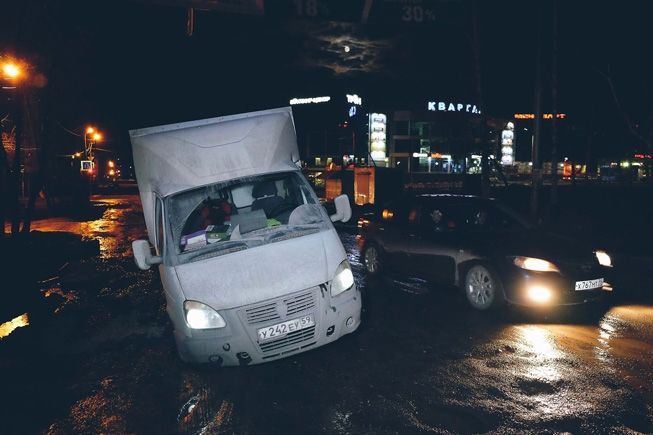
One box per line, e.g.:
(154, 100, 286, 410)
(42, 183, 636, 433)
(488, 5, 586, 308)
(20, 195, 143, 258)
(514, 325, 562, 382)
(499, 304, 653, 407)
(0, 313, 30, 339)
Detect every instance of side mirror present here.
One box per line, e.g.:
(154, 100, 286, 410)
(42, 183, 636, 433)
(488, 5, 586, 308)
(132, 240, 162, 270)
(330, 194, 352, 223)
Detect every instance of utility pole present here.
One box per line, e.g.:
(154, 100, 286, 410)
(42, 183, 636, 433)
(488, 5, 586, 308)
(10, 89, 23, 235)
(550, 0, 559, 206)
(472, 0, 489, 197)
(531, 3, 543, 219)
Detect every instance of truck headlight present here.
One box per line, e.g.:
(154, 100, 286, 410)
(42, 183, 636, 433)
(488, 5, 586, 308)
(330, 260, 355, 297)
(513, 256, 560, 273)
(184, 300, 226, 329)
(595, 250, 612, 267)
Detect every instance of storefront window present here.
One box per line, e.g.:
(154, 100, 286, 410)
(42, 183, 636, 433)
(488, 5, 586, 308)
(412, 155, 463, 174)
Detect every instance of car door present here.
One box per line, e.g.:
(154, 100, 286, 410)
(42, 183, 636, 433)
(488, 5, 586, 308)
(407, 201, 459, 285)
(375, 199, 416, 273)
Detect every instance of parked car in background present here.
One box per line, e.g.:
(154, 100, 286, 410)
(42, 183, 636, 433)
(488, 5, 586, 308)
(357, 194, 614, 310)
(130, 107, 361, 365)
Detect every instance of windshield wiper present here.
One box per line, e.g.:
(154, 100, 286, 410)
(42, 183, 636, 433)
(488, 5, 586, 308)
(266, 227, 320, 243)
(185, 241, 249, 262)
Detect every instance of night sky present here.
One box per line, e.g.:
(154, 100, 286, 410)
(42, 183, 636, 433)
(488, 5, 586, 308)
(3, 0, 653, 163)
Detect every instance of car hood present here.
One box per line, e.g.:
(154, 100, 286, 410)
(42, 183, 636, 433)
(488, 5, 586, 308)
(469, 230, 595, 261)
(173, 229, 345, 310)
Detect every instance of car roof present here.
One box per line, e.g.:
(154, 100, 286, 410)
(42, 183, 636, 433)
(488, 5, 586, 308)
(415, 193, 496, 203)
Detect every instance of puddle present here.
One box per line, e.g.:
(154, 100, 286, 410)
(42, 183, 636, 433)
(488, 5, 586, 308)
(23, 194, 144, 259)
(0, 313, 30, 339)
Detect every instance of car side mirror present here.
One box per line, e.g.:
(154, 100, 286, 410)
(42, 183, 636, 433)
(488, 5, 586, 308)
(330, 194, 352, 223)
(132, 240, 162, 270)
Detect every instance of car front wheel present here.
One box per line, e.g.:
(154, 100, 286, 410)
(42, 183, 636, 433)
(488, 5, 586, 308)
(464, 264, 505, 310)
(362, 244, 383, 276)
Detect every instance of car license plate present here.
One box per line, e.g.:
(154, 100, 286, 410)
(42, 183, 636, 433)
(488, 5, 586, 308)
(257, 315, 314, 342)
(575, 278, 604, 291)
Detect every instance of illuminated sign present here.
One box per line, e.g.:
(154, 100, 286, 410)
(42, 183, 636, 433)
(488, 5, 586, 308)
(368, 113, 387, 161)
(289, 96, 331, 105)
(346, 94, 362, 105)
(348, 106, 357, 117)
(500, 122, 515, 166)
(428, 101, 481, 114)
(80, 160, 94, 172)
(514, 113, 567, 119)
(634, 153, 652, 159)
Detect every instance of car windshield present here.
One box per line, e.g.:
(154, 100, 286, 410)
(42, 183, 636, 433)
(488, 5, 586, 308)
(166, 171, 330, 264)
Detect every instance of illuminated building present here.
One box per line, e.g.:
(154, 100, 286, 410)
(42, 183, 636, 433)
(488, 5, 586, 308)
(385, 100, 508, 176)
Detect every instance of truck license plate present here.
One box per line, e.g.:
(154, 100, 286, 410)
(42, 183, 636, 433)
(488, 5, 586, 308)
(257, 315, 314, 342)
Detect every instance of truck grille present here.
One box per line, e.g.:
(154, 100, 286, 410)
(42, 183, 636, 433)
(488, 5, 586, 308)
(285, 291, 316, 316)
(240, 287, 321, 356)
(243, 289, 317, 325)
(259, 326, 316, 355)
(245, 302, 281, 325)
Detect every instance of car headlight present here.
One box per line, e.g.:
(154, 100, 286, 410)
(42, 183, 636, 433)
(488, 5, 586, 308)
(595, 250, 612, 267)
(183, 300, 226, 329)
(330, 260, 355, 297)
(513, 256, 560, 273)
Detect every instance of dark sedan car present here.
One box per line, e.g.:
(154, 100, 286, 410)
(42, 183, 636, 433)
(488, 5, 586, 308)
(357, 194, 614, 310)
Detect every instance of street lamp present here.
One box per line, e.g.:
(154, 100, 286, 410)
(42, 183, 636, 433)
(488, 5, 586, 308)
(1, 56, 29, 236)
(1, 58, 27, 89)
(2, 62, 21, 80)
(83, 125, 102, 160)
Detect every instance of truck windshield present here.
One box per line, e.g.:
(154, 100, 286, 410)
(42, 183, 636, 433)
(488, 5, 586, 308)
(166, 172, 330, 264)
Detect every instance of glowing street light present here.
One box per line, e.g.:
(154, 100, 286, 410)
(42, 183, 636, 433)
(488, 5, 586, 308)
(83, 125, 103, 160)
(2, 62, 21, 79)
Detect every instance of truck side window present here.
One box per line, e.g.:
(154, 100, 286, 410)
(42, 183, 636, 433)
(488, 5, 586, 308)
(155, 196, 164, 256)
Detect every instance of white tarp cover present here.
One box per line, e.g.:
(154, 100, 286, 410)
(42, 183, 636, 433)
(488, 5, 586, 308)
(130, 107, 299, 243)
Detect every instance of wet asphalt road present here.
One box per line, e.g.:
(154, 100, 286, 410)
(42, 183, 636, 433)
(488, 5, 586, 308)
(1, 194, 653, 434)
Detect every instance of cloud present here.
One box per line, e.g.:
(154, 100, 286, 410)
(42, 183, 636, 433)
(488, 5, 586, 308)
(289, 21, 397, 77)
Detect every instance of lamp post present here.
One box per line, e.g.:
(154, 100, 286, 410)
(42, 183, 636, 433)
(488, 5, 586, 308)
(82, 126, 103, 162)
(1, 57, 27, 236)
(84, 126, 95, 160)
